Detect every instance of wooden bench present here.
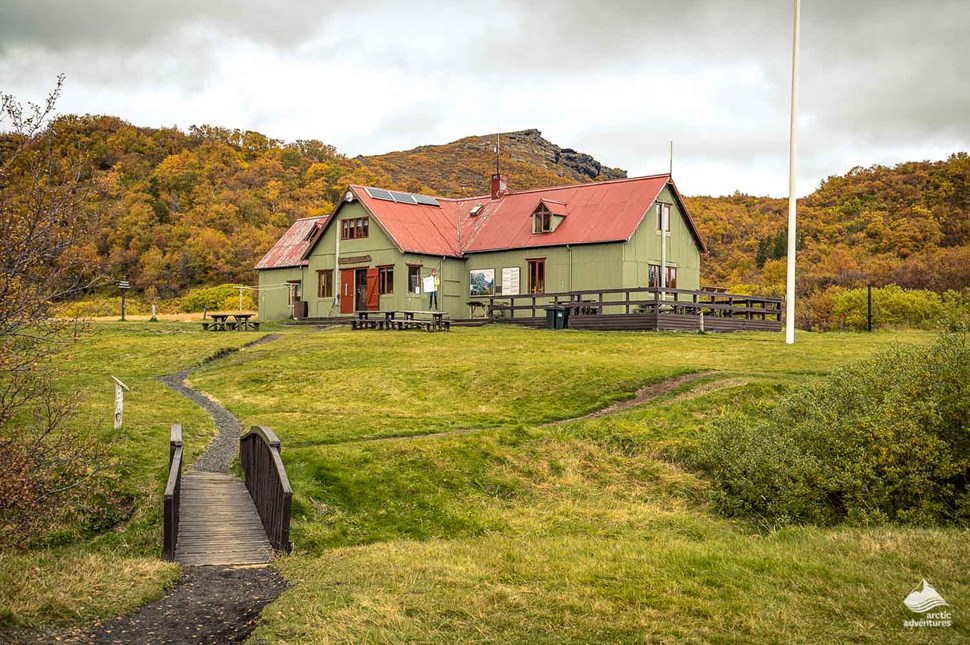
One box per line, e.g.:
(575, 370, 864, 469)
(351, 310, 450, 331)
(352, 310, 399, 330)
(202, 314, 260, 332)
(573, 300, 602, 315)
(402, 310, 450, 332)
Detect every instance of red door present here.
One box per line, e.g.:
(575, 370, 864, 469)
(365, 267, 379, 311)
(340, 269, 355, 314)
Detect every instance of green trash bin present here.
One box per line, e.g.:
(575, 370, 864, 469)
(545, 306, 558, 329)
(558, 306, 570, 329)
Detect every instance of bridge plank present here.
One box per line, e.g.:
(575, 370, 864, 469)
(174, 471, 272, 566)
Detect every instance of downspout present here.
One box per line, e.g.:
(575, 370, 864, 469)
(334, 218, 341, 316)
(567, 245, 572, 292)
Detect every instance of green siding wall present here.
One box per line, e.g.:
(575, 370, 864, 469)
(623, 186, 701, 290)
(465, 244, 624, 295)
(257, 266, 304, 320)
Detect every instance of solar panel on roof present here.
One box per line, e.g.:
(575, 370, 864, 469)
(413, 194, 440, 207)
(365, 188, 394, 201)
(389, 191, 416, 204)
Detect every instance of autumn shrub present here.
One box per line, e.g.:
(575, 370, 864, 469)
(219, 293, 257, 312)
(692, 330, 970, 528)
(179, 284, 253, 312)
(831, 284, 945, 330)
(801, 284, 968, 332)
(56, 295, 183, 318)
(58, 295, 148, 318)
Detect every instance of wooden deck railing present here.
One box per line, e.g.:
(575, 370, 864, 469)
(240, 426, 293, 552)
(484, 286, 783, 321)
(163, 423, 183, 561)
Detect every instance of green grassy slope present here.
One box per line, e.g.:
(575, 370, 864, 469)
(5, 324, 966, 642)
(184, 326, 968, 643)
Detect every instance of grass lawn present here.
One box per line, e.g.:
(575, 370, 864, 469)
(186, 325, 967, 643)
(4, 323, 967, 642)
(0, 322, 268, 631)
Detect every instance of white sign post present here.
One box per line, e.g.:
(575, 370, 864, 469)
(111, 376, 130, 430)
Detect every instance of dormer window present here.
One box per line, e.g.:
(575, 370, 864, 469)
(533, 205, 553, 233)
(531, 199, 566, 234)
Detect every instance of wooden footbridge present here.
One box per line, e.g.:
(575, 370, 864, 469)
(164, 425, 292, 565)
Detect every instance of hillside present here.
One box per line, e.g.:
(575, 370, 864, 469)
(686, 154, 970, 296)
(6, 114, 969, 304)
(361, 128, 626, 197)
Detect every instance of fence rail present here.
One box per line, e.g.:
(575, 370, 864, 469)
(163, 423, 183, 561)
(485, 286, 783, 322)
(240, 425, 293, 552)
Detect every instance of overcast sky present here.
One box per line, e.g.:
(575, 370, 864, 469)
(2, 0, 968, 197)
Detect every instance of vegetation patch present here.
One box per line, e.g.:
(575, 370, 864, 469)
(693, 330, 970, 527)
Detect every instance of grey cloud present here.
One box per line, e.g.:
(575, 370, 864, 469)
(1, 0, 966, 197)
(0, 0, 338, 52)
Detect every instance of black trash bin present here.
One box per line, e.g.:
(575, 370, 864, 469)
(557, 306, 570, 329)
(544, 306, 558, 329)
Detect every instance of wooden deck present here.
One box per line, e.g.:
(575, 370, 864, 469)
(175, 472, 273, 566)
(484, 286, 784, 333)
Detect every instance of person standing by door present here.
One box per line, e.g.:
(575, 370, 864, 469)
(428, 268, 440, 310)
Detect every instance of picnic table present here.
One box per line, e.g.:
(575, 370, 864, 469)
(233, 313, 259, 331)
(201, 313, 260, 332)
(402, 310, 450, 332)
(351, 310, 449, 331)
(467, 301, 488, 318)
(352, 310, 389, 330)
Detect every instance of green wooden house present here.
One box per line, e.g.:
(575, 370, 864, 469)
(255, 173, 706, 321)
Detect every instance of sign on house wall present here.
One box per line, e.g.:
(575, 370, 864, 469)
(470, 269, 495, 296)
(501, 267, 520, 295)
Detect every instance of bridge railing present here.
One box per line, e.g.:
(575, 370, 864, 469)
(163, 423, 183, 561)
(240, 425, 293, 552)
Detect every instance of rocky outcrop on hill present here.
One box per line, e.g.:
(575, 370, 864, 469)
(361, 128, 627, 196)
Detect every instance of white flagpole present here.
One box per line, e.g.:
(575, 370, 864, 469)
(785, 0, 801, 345)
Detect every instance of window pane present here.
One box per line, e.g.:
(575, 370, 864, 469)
(408, 266, 420, 293)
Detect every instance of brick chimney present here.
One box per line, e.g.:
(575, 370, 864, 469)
(490, 173, 508, 200)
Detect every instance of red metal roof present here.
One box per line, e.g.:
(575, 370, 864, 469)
(254, 216, 323, 269)
(351, 187, 463, 256)
(260, 175, 706, 270)
(539, 199, 568, 217)
(459, 175, 673, 252)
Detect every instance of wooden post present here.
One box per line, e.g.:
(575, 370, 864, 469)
(118, 278, 130, 321)
(111, 376, 130, 430)
(867, 284, 873, 332)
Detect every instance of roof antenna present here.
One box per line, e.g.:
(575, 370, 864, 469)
(669, 140, 673, 176)
(496, 131, 501, 176)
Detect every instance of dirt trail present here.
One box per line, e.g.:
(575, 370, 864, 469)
(543, 371, 718, 426)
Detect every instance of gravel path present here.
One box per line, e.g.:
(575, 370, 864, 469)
(158, 334, 278, 473)
(93, 566, 287, 644)
(9, 566, 288, 645)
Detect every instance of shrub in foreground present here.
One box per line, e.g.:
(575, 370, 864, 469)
(694, 331, 970, 528)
